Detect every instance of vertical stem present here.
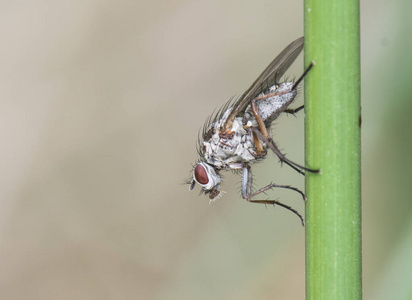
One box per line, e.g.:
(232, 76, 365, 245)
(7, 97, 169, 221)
(304, 0, 362, 299)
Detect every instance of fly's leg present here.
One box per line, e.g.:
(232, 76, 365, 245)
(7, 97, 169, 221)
(241, 164, 305, 226)
(250, 127, 319, 174)
(250, 92, 308, 172)
(291, 61, 315, 91)
(249, 61, 318, 173)
(249, 90, 285, 156)
(251, 131, 266, 156)
(283, 62, 315, 115)
(251, 96, 272, 139)
(242, 164, 306, 201)
(251, 62, 314, 123)
(284, 105, 304, 115)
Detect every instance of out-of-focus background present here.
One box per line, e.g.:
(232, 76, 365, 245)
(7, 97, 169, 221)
(1, 0, 411, 299)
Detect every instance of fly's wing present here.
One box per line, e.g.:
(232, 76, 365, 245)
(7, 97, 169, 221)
(222, 37, 304, 131)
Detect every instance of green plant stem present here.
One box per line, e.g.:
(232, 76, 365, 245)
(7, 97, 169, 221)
(304, 0, 362, 299)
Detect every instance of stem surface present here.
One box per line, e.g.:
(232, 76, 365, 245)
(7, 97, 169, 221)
(304, 0, 362, 299)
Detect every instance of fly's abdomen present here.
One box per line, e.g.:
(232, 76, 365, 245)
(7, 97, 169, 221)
(244, 82, 297, 125)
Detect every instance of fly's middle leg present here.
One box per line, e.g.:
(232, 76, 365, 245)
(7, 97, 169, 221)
(250, 90, 290, 139)
(250, 127, 319, 174)
(249, 90, 287, 157)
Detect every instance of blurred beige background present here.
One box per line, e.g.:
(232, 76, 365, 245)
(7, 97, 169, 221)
(1, 0, 411, 299)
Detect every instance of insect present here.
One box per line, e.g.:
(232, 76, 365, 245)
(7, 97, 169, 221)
(188, 37, 318, 225)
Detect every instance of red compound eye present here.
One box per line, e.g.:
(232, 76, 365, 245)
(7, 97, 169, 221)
(194, 164, 209, 184)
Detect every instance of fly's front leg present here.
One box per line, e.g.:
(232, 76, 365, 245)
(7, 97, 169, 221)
(241, 163, 252, 199)
(251, 127, 319, 174)
(241, 163, 305, 226)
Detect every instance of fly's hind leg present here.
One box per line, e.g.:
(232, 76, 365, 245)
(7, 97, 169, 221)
(241, 164, 305, 226)
(284, 105, 304, 115)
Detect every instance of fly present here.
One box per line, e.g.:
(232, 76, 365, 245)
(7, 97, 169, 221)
(188, 37, 318, 225)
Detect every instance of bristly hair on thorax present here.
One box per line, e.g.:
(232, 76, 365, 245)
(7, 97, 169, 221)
(196, 95, 238, 157)
(195, 69, 299, 159)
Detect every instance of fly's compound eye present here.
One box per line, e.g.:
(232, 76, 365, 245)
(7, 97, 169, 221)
(192, 162, 221, 191)
(194, 164, 209, 185)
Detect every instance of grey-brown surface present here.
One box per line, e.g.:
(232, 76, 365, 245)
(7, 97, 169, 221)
(0, 0, 411, 299)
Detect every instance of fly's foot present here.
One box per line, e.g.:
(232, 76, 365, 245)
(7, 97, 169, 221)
(243, 182, 306, 226)
(246, 198, 305, 226)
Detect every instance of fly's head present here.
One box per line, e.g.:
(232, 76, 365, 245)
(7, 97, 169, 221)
(189, 162, 222, 200)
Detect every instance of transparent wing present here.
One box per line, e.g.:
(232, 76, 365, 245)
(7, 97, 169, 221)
(223, 37, 304, 131)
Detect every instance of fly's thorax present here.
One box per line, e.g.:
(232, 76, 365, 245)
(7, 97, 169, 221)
(201, 116, 257, 168)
